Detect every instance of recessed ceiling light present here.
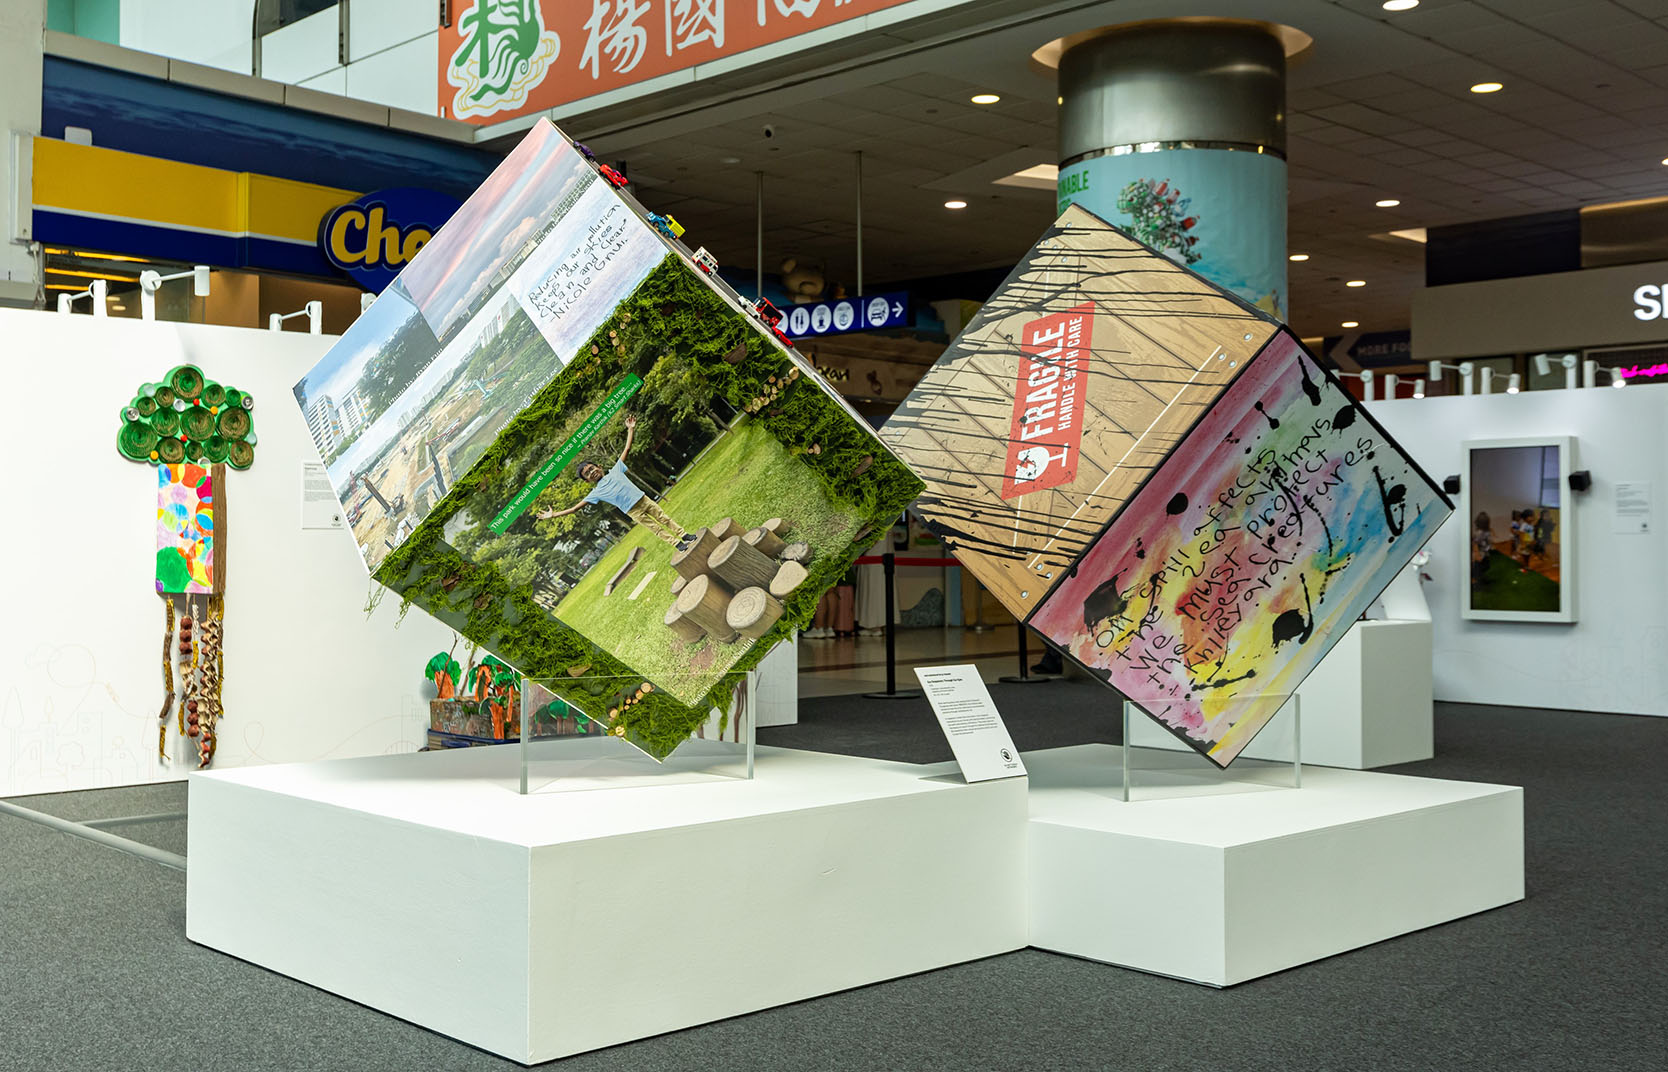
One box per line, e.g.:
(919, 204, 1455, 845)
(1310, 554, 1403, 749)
(1346, 280, 1367, 287)
(1470, 82, 1504, 94)
(1375, 198, 1401, 208)
(1341, 321, 1360, 328)
(1382, 0, 1418, 10)
(944, 200, 968, 210)
(970, 93, 1001, 105)
(1056, 96, 1063, 105)
(1289, 253, 1310, 262)
(1660, 157, 1668, 166)
(720, 156, 741, 165)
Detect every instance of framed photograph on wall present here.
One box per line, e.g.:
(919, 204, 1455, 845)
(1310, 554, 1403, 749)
(1461, 436, 1577, 623)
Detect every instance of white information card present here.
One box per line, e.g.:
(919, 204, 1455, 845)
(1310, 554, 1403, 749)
(301, 461, 347, 531)
(914, 664, 1025, 782)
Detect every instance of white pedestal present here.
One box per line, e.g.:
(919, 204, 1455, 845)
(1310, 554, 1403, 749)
(1025, 744, 1523, 986)
(1128, 619, 1435, 769)
(187, 743, 1027, 1064)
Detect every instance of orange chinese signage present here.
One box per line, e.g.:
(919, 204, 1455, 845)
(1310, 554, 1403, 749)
(441, 0, 916, 124)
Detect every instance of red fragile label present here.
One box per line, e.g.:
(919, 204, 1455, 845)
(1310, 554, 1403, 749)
(1000, 302, 1093, 498)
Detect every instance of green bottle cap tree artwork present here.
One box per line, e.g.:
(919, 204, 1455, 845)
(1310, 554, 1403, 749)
(117, 363, 258, 771)
(117, 364, 257, 469)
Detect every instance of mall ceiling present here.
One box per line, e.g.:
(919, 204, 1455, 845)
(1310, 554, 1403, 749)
(529, 0, 1668, 339)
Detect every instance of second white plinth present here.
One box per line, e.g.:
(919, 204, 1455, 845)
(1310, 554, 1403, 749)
(1025, 744, 1522, 986)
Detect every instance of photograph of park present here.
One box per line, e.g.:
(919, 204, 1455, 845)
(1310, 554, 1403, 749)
(439, 254, 881, 706)
(1468, 442, 1564, 614)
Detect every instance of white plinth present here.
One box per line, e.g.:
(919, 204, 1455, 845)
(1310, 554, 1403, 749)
(1025, 744, 1522, 987)
(1128, 619, 1435, 769)
(187, 743, 1027, 1064)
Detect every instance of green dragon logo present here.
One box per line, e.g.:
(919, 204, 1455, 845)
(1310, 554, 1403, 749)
(447, 0, 561, 121)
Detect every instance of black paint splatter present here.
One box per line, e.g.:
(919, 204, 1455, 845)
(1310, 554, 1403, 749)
(1195, 668, 1257, 691)
(1298, 355, 1323, 407)
(1254, 400, 1280, 430)
(1082, 573, 1127, 630)
(1271, 576, 1315, 650)
(1166, 492, 1188, 515)
(1373, 465, 1408, 539)
(1332, 405, 1357, 431)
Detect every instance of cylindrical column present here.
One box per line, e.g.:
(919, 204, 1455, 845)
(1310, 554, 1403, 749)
(1051, 20, 1294, 319)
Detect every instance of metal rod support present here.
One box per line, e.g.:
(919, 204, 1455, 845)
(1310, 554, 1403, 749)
(0, 799, 187, 872)
(855, 150, 864, 296)
(81, 811, 189, 828)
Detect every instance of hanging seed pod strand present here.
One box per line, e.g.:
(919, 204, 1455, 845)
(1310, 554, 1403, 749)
(158, 598, 176, 760)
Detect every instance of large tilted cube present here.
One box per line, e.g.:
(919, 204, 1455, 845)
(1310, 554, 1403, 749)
(295, 118, 921, 759)
(880, 206, 1451, 766)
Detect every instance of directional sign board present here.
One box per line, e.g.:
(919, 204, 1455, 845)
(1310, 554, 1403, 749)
(783, 291, 909, 339)
(1324, 328, 1412, 369)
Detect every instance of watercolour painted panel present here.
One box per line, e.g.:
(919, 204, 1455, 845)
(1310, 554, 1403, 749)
(156, 463, 215, 595)
(295, 117, 921, 758)
(878, 204, 1282, 620)
(1027, 332, 1451, 766)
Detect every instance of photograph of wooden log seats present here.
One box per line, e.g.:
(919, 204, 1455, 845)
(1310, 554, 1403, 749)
(665, 516, 807, 647)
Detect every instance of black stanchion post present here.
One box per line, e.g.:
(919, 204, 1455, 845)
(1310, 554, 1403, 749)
(1000, 624, 1051, 684)
(865, 552, 920, 699)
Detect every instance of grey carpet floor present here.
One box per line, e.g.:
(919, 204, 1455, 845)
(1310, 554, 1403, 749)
(2, 689, 1663, 1070)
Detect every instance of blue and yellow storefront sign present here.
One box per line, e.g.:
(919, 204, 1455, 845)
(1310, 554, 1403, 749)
(31, 139, 458, 290)
(319, 188, 460, 292)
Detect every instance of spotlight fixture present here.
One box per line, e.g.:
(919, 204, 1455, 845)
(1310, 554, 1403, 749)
(1470, 82, 1504, 94)
(1506, 373, 1521, 394)
(944, 200, 968, 210)
(1383, 0, 1419, 10)
(1289, 253, 1310, 262)
(1375, 198, 1401, 208)
(970, 93, 1001, 104)
(1412, 378, 1426, 399)
(1346, 280, 1367, 287)
(1341, 321, 1359, 328)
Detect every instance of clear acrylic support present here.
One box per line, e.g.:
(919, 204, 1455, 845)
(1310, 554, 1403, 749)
(517, 672, 756, 795)
(1120, 694, 1301, 802)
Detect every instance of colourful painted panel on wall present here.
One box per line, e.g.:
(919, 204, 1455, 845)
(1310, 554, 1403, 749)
(156, 463, 216, 594)
(1027, 332, 1450, 765)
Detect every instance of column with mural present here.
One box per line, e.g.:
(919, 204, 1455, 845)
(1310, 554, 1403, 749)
(1045, 19, 1302, 320)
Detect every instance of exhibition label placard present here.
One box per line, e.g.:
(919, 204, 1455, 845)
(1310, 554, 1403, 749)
(915, 665, 1025, 782)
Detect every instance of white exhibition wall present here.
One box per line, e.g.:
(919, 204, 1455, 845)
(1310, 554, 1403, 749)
(1367, 388, 1668, 717)
(0, 309, 454, 796)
